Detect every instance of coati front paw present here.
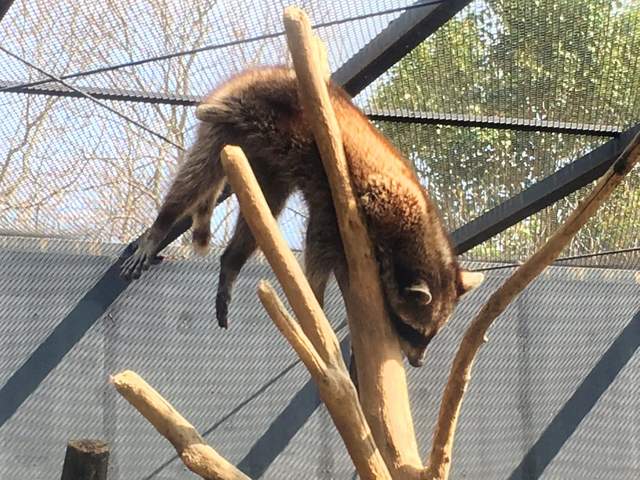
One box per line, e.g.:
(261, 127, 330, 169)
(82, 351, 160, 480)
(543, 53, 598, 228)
(121, 248, 152, 280)
(120, 237, 162, 281)
(215, 290, 230, 328)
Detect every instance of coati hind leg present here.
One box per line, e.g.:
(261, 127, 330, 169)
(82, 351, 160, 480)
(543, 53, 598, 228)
(215, 218, 256, 328)
(304, 205, 360, 389)
(216, 180, 291, 328)
(304, 202, 344, 307)
(121, 134, 226, 280)
(192, 194, 216, 255)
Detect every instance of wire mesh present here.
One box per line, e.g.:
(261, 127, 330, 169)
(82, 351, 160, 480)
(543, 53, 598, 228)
(461, 168, 640, 268)
(0, 237, 638, 479)
(1, 0, 640, 267)
(0, 0, 415, 96)
(0, 0, 415, 251)
(361, 0, 640, 131)
(376, 121, 610, 229)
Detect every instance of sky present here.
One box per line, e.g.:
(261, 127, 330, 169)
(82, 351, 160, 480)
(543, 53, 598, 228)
(0, 0, 432, 248)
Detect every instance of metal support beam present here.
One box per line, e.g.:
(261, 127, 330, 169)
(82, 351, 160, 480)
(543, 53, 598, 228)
(332, 0, 473, 96)
(7, 81, 617, 137)
(0, 0, 15, 23)
(368, 110, 620, 137)
(0, 80, 201, 106)
(452, 124, 640, 254)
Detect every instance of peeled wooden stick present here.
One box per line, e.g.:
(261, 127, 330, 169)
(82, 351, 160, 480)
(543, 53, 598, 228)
(258, 281, 328, 379)
(258, 281, 391, 480)
(220, 145, 343, 368)
(283, 7, 423, 478)
(426, 135, 640, 480)
(314, 36, 330, 82)
(221, 146, 389, 478)
(111, 371, 250, 480)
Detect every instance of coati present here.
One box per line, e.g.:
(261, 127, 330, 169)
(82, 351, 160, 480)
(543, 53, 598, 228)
(121, 66, 484, 367)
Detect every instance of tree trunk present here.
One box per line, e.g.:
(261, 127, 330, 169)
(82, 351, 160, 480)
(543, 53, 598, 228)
(60, 439, 109, 480)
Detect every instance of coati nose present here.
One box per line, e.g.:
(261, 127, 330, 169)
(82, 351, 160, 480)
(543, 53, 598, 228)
(405, 333, 433, 367)
(409, 358, 424, 367)
(408, 355, 425, 367)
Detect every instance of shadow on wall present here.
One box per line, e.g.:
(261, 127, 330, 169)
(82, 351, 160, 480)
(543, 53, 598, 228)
(508, 309, 640, 480)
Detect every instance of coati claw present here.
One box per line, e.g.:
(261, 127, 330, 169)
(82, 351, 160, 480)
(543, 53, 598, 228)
(215, 290, 230, 328)
(150, 255, 165, 266)
(121, 247, 155, 281)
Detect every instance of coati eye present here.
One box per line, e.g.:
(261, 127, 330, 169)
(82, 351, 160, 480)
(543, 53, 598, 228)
(405, 281, 432, 305)
(393, 261, 419, 288)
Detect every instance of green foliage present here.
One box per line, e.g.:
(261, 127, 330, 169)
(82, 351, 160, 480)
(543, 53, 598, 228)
(370, 0, 640, 264)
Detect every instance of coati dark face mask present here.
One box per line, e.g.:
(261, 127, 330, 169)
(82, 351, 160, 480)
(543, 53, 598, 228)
(384, 268, 484, 367)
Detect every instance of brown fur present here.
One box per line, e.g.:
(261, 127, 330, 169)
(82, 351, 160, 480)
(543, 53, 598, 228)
(121, 66, 482, 366)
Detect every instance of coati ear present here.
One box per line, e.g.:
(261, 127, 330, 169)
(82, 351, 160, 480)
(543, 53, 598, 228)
(405, 281, 432, 305)
(457, 270, 484, 296)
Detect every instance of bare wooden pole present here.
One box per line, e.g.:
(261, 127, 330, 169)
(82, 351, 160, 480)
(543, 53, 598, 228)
(426, 135, 640, 479)
(111, 371, 250, 480)
(282, 7, 423, 478)
(221, 145, 390, 479)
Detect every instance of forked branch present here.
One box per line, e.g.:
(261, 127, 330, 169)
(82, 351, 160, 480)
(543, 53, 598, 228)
(111, 371, 250, 480)
(221, 146, 391, 480)
(426, 133, 640, 479)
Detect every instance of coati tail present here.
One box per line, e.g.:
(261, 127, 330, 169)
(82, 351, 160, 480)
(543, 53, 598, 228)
(191, 194, 215, 255)
(185, 122, 229, 256)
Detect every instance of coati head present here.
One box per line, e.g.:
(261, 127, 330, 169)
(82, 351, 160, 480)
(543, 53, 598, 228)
(377, 246, 484, 367)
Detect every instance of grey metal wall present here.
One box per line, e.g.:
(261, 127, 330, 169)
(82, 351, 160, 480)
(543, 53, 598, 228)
(0, 237, 638, 479)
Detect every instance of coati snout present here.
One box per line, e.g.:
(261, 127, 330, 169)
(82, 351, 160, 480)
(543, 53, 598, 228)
(380, 253, 484, 367)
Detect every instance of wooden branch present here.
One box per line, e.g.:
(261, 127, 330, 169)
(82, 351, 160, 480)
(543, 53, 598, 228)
(257, 281, 328, 379)
(60, 439, 109, 480)
(220, 145, 343, 367)
(258, 281, 391, 480)
(110, 371, 250, 480)
(426, 134, 640, 479)
(283, 7, 423, 478)
(220, 145, 389, 478)
(314, 36, 330, 82)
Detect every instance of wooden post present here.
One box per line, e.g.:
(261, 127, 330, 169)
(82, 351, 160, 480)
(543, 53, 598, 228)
(60, 439, 109, 480)
(282, 7, 423, 478)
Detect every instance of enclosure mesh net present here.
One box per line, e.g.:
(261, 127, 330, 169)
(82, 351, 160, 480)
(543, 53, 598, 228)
(1, 3, 639, 479)
(1, 0, 639, 267)
(0, 237, 638, 479)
